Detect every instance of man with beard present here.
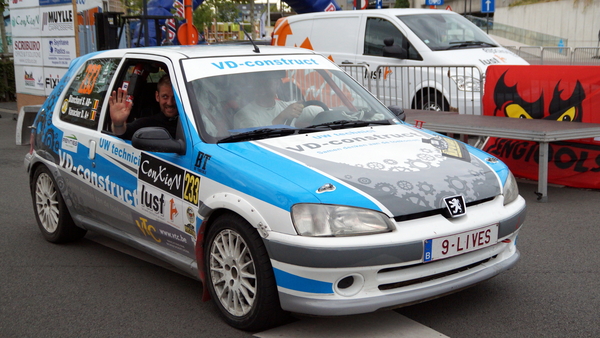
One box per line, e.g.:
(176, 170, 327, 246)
(109, 74, 179, 140)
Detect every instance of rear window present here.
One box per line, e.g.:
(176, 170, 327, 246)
(59, 58, 119, 129)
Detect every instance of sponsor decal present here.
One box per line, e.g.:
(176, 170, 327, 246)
(59, 150, 137, 206)
(136, 217, 161, 242)
(61, 134, 78, 152)
(135, 215, 193, 254)
(211, 58, 320, 70)
(193, 151, 211, 173)
(184, 223, 196, 238)
(138, 153, 184, 197)
(183, 171, 201, 206)
(140, 183, 165, 215)
(186, 206, 195, 224)
(422, 136, 471, 162)
(169, 198, 178, 221)
(285, 130, 421, 154)
(61, 99, 68, 114)
(479, 57, 504, 66)
(98, 138, 141, 166)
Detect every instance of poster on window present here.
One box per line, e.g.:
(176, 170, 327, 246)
(482, 65, 600, 189)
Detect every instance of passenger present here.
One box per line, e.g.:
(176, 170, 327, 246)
(233, 71, 322, 129)
(109, 74, 178, 140)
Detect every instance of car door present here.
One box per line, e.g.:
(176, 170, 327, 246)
(98, 54, 198, 259)
(52, 57, 125, 227)
(359, 16, 424, 107)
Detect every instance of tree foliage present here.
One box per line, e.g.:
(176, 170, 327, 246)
(394, 0, 410, 8)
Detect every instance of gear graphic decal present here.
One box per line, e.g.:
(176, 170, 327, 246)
(445, 175, 469, 193)
(402, 192, 430, 208)
(375, 182, 397, 196)
(397, 180, 413, 190)
(405, 159, 431, 170)
(384, 159, 398, 165)
(417, 154, 436, 162)
(389, 166, 411, 172)
(367, 162, 385, 170)
(358, 177, 372, 185)
(417, 181, 435, 195)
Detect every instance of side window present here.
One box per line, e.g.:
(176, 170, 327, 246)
(59, 58, 119, 129)
(103, 60, 169, 132)
(364, 18, 421, 61)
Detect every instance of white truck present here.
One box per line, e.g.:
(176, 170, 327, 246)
(272, 8, 529, 114)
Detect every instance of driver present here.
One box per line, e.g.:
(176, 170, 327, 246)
(233, 71, 322, 129)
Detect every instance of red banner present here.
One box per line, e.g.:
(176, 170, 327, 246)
(482, 65, 600, 188)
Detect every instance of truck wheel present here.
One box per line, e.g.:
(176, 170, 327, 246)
(205, 213, 286, 331)
(416, 91, 448, 111)
(31, 166, 86, 243)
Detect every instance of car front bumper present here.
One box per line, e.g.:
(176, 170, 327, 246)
(264, 197, 526, 316)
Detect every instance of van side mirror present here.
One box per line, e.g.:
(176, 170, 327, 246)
(388, 105, 405, 121)
(132, 127, 186, 155)
(382, 38, 408, 59)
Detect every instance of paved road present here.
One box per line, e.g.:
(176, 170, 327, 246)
(1, 115, 599, 337)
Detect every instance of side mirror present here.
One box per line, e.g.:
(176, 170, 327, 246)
(388, 105, 405, 122)
(132, 127, 186, 155)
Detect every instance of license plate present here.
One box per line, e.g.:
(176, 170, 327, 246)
(423, 224, 499, 262)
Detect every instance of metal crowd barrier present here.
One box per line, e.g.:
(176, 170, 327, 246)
(505, 46, 600, 65)
(340, 64, 484, 115)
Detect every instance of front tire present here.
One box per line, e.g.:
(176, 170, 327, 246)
(416, 90, 448, 111)
(205, 213, 286, 331)
(31, 166, 86, 243)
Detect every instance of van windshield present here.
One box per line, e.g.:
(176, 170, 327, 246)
(397, 13, 498, 51)
(183, 63, 398, 143)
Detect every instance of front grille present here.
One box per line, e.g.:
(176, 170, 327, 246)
(393, 197, 494, 222)
(378, 256, 494, 291)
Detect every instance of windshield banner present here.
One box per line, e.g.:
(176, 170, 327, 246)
(482, 65, 600, 189)
(183, 54, 337, 80)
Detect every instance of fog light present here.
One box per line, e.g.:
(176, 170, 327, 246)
(334, 273, 364, 297)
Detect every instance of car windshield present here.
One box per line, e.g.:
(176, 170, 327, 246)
(182, 55, 398, 143)
(398, 13, 498, 51)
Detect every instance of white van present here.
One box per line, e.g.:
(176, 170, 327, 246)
(272, 9, 529, 114)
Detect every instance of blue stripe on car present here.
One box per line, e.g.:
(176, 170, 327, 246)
(273, 268, 334, 294)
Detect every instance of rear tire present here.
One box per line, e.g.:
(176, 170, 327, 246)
(31, 166, 86, 243)
(205, 213, 286, 331)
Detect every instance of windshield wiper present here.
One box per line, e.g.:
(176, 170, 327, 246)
(446, 41, 497, 49)
(306, 120, 392, 130)
(218, 127, 325, 143)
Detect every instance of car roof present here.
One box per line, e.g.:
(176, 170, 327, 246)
(91, 44, 318, 61)
(289, 8, 458, 19)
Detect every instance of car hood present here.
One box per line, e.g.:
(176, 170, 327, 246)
(232, 124, 502, 217)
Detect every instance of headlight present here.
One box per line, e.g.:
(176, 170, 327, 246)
(291, 204, 395, 237)
(503, 171, 519, 205)
(450, 75, 481, 92)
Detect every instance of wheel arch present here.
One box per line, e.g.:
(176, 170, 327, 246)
(411, 87, 450, 110)
(194, 192, 273, 302)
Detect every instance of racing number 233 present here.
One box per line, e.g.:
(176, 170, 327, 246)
(183, 172, 201, 206)
(78, 64, 102, 95)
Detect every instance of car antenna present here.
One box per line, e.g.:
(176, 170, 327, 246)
(242, 29, 260, 53)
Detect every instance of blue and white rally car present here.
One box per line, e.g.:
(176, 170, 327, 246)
(25, 45, 526, 331)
